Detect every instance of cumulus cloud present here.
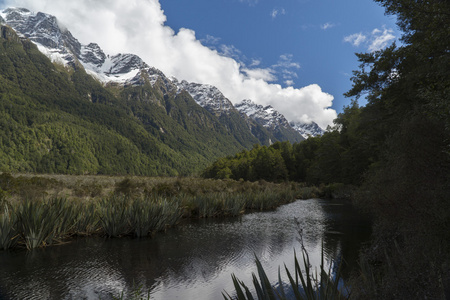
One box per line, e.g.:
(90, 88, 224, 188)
(344, 27, 396, 52)
(242, 68, 277, 82)
(2, 0, 336, 128)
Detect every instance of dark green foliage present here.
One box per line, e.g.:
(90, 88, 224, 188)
(206, 1, 450, 297)
(202, 143, 292, 182)
(343, 1, 450, 298)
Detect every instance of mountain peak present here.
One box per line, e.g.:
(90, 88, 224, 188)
(235, 99, 304, 143)
(290, 121, 325, 138)
(174, 80, 234, 115)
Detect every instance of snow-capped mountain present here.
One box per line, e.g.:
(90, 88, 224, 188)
(0, 8, 174, 89)
(235, 99, 304, 143)
(1, 7, 322, 143)
(235, 99, 291, 130)
(1, 8, 81, 65)
(173, 79, 234, 116)
(236, 99, 324, 139)
(290, 121, 325, 138)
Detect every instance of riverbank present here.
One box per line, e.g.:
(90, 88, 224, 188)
(0, 173, 335, 251)
(0, 198, 369, 299)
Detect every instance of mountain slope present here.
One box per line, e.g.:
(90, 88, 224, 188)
(1, 8, 314, 145)
(0, 24, 251, 175)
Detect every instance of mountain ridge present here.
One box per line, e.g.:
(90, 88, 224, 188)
(1, 8, 320, 141)
(0, 7, 325, 176)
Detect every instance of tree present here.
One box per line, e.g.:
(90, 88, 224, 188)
(345, 1, 450, 298)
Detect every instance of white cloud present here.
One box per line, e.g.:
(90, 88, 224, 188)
(249, 59, 261, 67)
(320, 22, 335, 30)
(3, 0, 337, 128)
(202, 34, 221, 46)
(219, 44, 245, 62)
(344, 33, 367, 47)
(275, 54, 301, 70)
(271, 8, 286, 19)
(242, 68, 277, 82)
(285, 80, 295, 86)
(344, 27, 396, 52)
(368, 27, 395, 52)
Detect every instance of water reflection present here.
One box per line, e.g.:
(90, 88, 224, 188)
(0, 199, 371, 299)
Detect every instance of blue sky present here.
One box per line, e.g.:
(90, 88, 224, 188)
(161, 0, 399, 112)
(1, 0, 399, 127)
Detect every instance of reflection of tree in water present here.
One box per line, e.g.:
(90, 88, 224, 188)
(321, 200, 372, 279)
(0, 199, 371, 299)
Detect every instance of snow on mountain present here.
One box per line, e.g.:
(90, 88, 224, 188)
(1, 7, 322, 140)
(236, 99, 324, 139)
(1, 8, 80, 66)
(235, 99, 290, 130)
(1, 8, 160, 86)
(173, 79, 234, 115)
(290, 121, 325, 138)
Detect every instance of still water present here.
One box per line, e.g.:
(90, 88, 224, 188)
(0, 199, 371, 299)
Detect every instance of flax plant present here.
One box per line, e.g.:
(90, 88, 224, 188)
(16, 198, 70, 250)
(128, 196, 182, 238)
(222, 193, 246, 217)
(157, 197, 183, 230)
(0, 204, 18, 250)
(72, 201, 99, 235)
(245, 190, 285, 211)
(98, 195, 130, 238)
(224, 247, 348, 300)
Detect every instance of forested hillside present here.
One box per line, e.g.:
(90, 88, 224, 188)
(0, 25, 252, 176)
(203, 0, 450, 297)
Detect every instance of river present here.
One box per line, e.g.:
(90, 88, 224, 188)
(0, 198, 371, 299)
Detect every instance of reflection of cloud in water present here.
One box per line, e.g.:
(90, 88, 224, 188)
(0, 199, 370, 299)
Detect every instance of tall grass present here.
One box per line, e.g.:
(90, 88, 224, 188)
(187, 192, 246, 218)
(128, 196, 182, 238)
(0, 175, 313, 250)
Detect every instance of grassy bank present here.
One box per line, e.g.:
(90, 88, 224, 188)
(0, 173, 328, 251)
